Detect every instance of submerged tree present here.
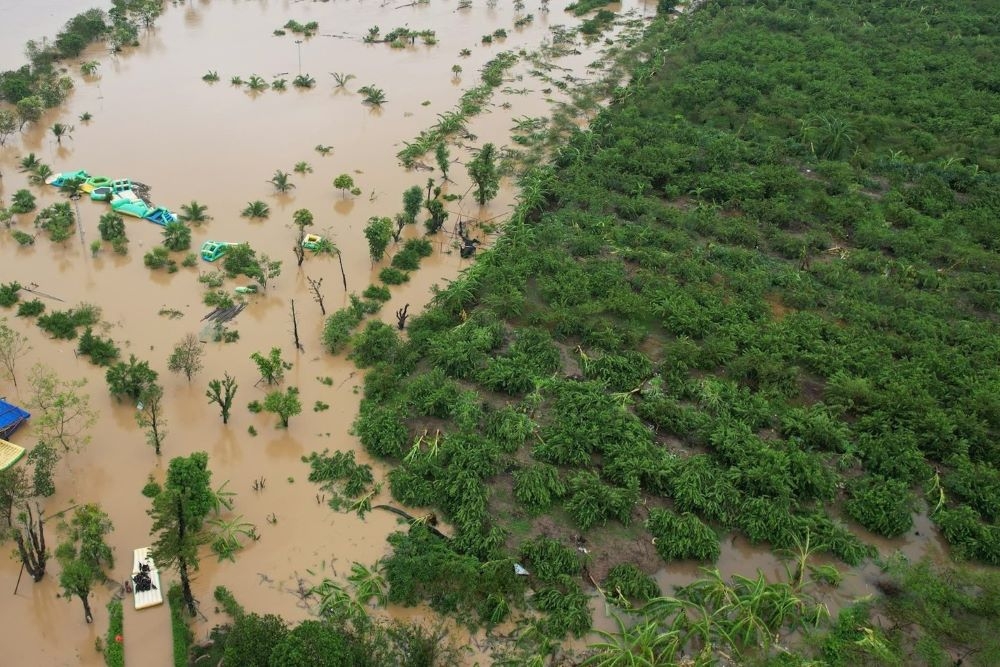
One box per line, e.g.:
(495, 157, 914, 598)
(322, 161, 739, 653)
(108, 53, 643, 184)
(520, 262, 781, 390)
(50, 123, 74, 144)
(55, 504, 114, 623)
(251, 347, 287, 385)
(206, 374, 238, 424)
(467, 142, 500, 205)
(0, 319, 30, 388)
(136, 383, 167, 455)
(333, 174, 356, 198)
(146, 452, 215, 617)
(168, 333, 204, 382)
(29, 364, 97, 453)
(364, 216, 393, 264)
(263, 386, 302, 428)
(179, 201, 211, 224)
(268, 170, 296, 193)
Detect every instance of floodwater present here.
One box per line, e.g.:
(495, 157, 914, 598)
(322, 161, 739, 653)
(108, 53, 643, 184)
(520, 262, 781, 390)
(0, 0, 652, 664)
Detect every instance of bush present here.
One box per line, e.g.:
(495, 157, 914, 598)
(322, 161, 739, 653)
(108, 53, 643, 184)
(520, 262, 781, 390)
(37, 304, 99, 339)
(354, 400, 409, 459)
(603, 563, 660, 606)
(104, 598, 124, 667)
(0, 282, 22, 307)
(513, 463, 565, 512)
(167, 583, 193, 667)
(362, 284, 391, 302)
(105, 354, 158, 400)
(564, 471, 637, 530)
(77, 327, 119, 366)
(11, 230, 35, 246)
(16, 299, 44, 317)
(351, 320, 400, 367)
(322, 307, 363, 354)
(35, 202, 75, 242)
(390, 247, 421, 271)
(518, 536, 580, 583)
(379, 267, 410, 285)
(10, 189, 35, 214)
(844, 475, 914, 537)
(646, 509, 720, 562)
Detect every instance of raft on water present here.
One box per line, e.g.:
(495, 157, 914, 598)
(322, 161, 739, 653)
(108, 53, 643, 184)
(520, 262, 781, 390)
(0, 439, 26, 471)
(132, 547, 163, 610)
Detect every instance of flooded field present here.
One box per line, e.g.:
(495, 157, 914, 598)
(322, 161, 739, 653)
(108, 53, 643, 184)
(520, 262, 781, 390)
(0, 1, 954, 665)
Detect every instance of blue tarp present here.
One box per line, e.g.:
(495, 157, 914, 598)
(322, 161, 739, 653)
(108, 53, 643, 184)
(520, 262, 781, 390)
(0, 399, 30, 439)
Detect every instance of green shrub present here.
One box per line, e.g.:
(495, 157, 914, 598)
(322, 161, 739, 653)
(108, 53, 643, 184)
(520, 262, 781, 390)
(304, 449, 375, 510)
(403, 237, 433, 257)
(35, 202, 75, 242)
(322, 307, 363, 354)
(354, 400, 409, 459)
(11, 230, 35, 246)
(104, 598, 124, 667)
(513, 463, 565, 513)
(351, 320, 400, 367)
(646, 509, 720, 562)
(77, 327, 119, 366)
(213, 586, 245, 618)
(844, 475, 914, 537)
(603, 563, 660, 606)
(564, 471, 637, 530)
(167, 583, 193, 667)
(16, 299, 44, 317)
(10, 189, 36, 214)
(37, 304, 99, 339)
(518, 536, 580, 582)
(379, 267, 410, 285)
(390, 247, 421, 271)
(362, 284, 392, 302)
(0, 282, 21, 307)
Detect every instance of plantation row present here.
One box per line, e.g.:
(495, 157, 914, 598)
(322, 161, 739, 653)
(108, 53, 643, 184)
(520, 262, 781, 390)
(309, 0, 1000, 652)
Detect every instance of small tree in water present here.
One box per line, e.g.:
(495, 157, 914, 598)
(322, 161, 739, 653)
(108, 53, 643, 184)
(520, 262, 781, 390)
(146, 452, 215, 617)
(56, 504, 114, 624)
(251, 347, 288, 385)
(467, 142, 500, 205)
(206, 373, 238, 424)
(136, 383, 167, 455)
(168, 333, 205, 382)
(263, 386, 302, 428)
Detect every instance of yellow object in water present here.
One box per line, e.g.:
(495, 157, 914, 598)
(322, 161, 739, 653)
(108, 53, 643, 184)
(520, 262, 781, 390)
(0, 439, 26, 471)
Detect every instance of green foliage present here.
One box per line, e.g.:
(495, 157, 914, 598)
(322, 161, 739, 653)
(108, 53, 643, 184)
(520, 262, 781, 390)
(98, 212, 126, 242)
(364, 216, 393, 263)
(603, 563, 660, 607)
(513, 463, 565, 512)
(167, 583, 193, 667)
(379, 267, 409, 285)
(250, 347, 287, 385)
(564, 470, 637, 530)
(646, 509, 720, 562)
(304, 449, 375, 510)
(354, 400, 409, 459)
(162, 221, 192, 251)
(402, 185, 423, 225)
(16, 299, 44, 317)
(104, 598, 123, 667)
(362, 284, 391, 302)
(263, 386, 301, 428)
(322, 307, 363, 354)
(77, 327, 119, 366)
(467, 143, 500, 205)
(37, 304, 100, 339)
(351, 320, 400, 368)
(519, 536, 581, 582)
(10, 189, 36, 214)
(105, 354, 158, 400)
(844, 475, 913, 537)
(34, 202, 75, 242)
(0, 282, 21, 307)
(384, 526, 525, 624)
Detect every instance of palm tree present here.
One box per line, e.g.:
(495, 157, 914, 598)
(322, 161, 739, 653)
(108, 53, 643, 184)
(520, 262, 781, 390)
(179, 201, 211, 224)
(80, 61, 100, 76)
(310, 578, 366, 624)
(314, 144, 333, 156)
(18, 153, 40, 172)
(245, 74, 269, 91)
(268, 170, 295, 193)
(162, 221, 192, 252)
(359, 85, 387, 106)
(208, 514, 256, 562)
(29, 164, 54, 186)
(241, 200, 270, 219)
(293, 74, 316, 88)
(293, 161, 312, 174)
(331, 72, 355, 88)
(271, 78, 287, 91)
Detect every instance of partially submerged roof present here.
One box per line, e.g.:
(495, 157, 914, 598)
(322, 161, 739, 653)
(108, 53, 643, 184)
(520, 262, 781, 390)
(0, 399, 30, 439)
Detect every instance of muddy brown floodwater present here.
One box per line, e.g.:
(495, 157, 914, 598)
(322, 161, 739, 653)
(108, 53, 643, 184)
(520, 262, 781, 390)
(0, 0, 654, 664)
(0, 1, 953, 665)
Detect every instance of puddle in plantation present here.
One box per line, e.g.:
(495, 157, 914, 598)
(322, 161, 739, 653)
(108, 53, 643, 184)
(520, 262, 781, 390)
(0, 1, 950, 664)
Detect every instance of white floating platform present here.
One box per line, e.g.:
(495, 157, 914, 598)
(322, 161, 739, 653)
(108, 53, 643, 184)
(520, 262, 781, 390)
(132, 547, 163, 610)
